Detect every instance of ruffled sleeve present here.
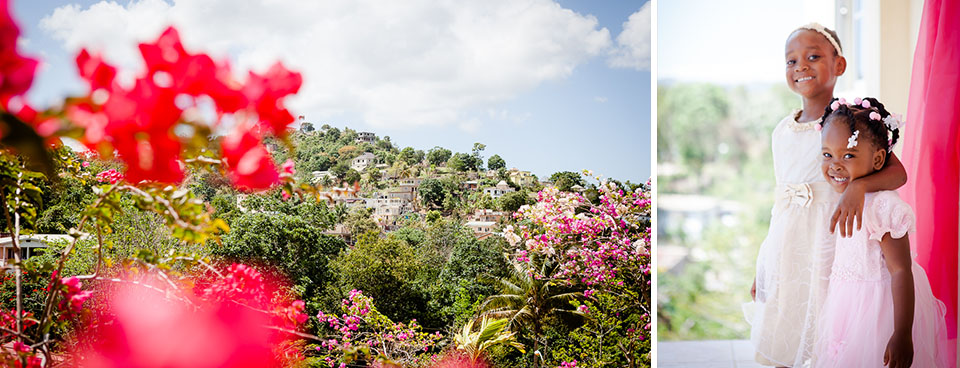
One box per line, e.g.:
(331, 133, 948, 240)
(864, 191, 916, 242)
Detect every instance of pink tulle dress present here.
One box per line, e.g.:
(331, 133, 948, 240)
(814, 191, 950, 367)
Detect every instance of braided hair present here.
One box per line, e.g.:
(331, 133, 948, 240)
(818, 97, 900, 157)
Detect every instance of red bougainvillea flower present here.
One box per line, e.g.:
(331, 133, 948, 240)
(76, 283, 280, 368)
(221, 125, 279, 190)
(242, 62, 301, 137)
(138, 27, 246, 113)
(101, 78, 184, 183)
(73, 264, 306, 368)
(76, 49, 116, 91)
(0, 0, 38, 99)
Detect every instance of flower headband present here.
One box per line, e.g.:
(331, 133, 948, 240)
(799, 23, 843, 57)
(830, 97, 904, 131)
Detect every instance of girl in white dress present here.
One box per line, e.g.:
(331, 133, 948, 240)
(813, 97, 948, 368)
(745, 24, 908, 367)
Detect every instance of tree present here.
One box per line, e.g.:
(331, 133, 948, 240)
(331, 161, 350, 180)
(471, 143, 486, 171)
(487, 154, 506, 171)
(398, 147, 420, 166)
(300, 122, 315, 132)
(217, 211, 347, 307)
(344, 208, 380, 237)
(418, 178, 446, 209)
(550, 171, 586, 192)
(427, 146, 452, 166)
(481, 260, 585, 356)
(331, 234, 430, 324)
(499, 190, 533, 213)
(343, 169, 361, 185)
(453, 317, 525, 364)
(448, 153, 471, 172)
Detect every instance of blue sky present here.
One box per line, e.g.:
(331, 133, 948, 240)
(12, 0, 651, 184)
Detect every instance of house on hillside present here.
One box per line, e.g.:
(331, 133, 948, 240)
(351, 152, 376, 171)
(367, 196, 413, 231)
(465, 221, 497, 236)
(0, 234, 77, 265)
(483, 181, 515, 199)
(355, 132, 376, 144)
(312, 171, 336, 183)
(470, 209, 506, 223)
(508, 169, 536, 187)
(462, 180, 479, 191)
(386, 187, 415, 202)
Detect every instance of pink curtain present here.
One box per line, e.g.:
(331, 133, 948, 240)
(899, 0, 960, 361)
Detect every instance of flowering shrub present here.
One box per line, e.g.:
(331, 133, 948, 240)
(504, 173, 651, 292)
(313, 289, 443, 367)
(501, 172, 652, 366)
(71, 262, 309, 368)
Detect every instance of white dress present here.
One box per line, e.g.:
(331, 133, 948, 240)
(813, 191, 949, 367)
(744, 112, 839, 367)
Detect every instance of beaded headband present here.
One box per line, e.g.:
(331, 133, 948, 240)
(798, 23, 843, 57)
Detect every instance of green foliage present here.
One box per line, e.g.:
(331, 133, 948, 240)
(481, 260, 585, 353)
(343, 169, 361, 185)
(658, 82, 797, 340)
(549, 171, 586, 192)
(330, 233, 430, 324)
(453, 316, 525, 362)
(418, 178, 445, 209)
(433, 235, 510, 327)
(487, 154, 505, 171)
(499, 190, 533, 213)
(447, 153, 470, 172)
(550, 291, 650, 368)
(216, 207, 347, 308)
(426, 146, 452, 166)
(398, 147, 425, 166)
(344, 208, 379, 238)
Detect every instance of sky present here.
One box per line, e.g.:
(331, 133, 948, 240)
(11, 0, 651, 183)
(658, 0, 822, 85)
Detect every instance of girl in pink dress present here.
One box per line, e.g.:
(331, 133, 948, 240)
(814, 97, 949, 367)
(746, 24, 908, 367)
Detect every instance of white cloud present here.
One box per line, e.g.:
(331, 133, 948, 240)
(594, 96, 607, 103)
(40, 0, 611, 129)
(608, 2, 651, 71)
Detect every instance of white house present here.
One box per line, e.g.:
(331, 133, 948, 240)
(483, 180, 515, 199)
(355, 132, 376, 144)
(351, 152, 376, 172)
(465, 221, 497, 235)
(0, 234, 77, 265)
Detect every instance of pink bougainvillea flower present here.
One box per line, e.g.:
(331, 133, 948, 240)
(67, 103, 109, 150)
(95, 169, 124, 184)
(242, 62, 301, 137)
(281, 159, 295, 175)
(76, 49, 117, 91)
(221, 126, 279, 191)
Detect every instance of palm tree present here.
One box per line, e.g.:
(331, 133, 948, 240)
(480, 259, 584, 363)
(453, 316, 525, 363)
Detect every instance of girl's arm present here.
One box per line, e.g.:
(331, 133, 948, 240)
(879, 232, 915, 367)
(832, 153, 907, 237)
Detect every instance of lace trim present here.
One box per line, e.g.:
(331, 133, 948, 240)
(788, 109, 822, 132)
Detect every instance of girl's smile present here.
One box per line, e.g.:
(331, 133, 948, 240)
(820, 119, 886, 193)
(784, 29, 845, 102)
